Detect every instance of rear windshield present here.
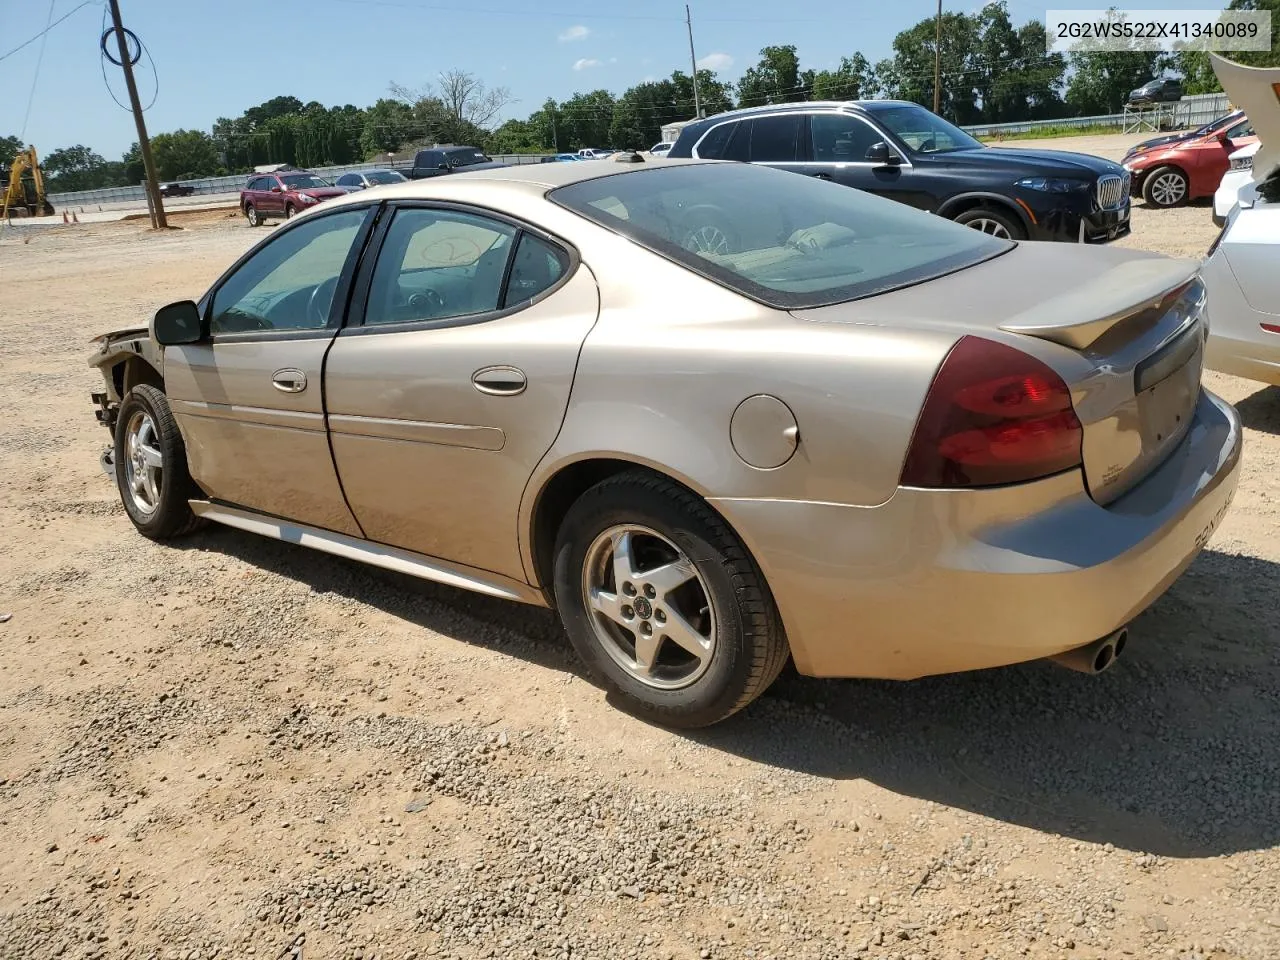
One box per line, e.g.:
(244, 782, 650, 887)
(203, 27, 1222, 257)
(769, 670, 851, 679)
(549, 163, 1010, 309)
(446, 149, 490, 167)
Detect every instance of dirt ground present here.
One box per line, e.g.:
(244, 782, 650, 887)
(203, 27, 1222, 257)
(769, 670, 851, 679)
(2, 158, 1279, 960)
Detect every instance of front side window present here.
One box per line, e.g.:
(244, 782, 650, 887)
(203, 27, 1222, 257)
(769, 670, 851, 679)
(694, 121, 738, 160)
(364, 208, 518, 326)
(551, 163, 1009, 309)
(336, 174, 356, 186)
(810, 113, 884, 163)
(1226, 118, 1254, 140)
(749, 115, 803, 163)
(869, 104, 983, 154)
(209, 209, 367, 334)
(446, 149, 490, 167)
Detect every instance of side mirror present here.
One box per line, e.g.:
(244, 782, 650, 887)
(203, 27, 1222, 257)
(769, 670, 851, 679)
(865, 141, 902, 165)
(1215, 130, 1230, 143)
(270, 185, 283, 193)
(153, 300, 202, 346)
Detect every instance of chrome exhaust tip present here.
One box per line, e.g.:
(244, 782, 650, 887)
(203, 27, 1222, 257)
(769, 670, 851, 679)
(1050, 627, 1128, 675)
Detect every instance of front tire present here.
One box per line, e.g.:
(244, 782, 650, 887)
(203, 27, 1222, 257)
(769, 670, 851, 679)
(1143, 166, 1189, 208)
(285, 203, 297, 219)
(552, 470, 788, 728)
(113, 385, 205, 540)
(953, 206, 1026, 240)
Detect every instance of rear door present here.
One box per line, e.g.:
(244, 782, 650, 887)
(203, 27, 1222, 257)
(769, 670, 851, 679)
(323, 202, 600, 579)
(745, 113, 808, 176)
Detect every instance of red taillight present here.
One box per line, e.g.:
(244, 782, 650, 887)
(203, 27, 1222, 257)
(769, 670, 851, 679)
(901, 336, 1084, 488)
(1262, 323, 1280, 335)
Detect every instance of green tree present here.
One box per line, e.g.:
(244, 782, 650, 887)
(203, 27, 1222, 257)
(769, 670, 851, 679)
(1177, 0, 1280, 92)
(361, 98, 416, 156)
(811, 54, 880, 101)
(41, 145, 109, 191)
(1, 134, 24, 162)
(887, 12, 982, 122)
(973, 3, 1066, 121)
(1066, 49, 1169, 114)
(149, 129, 222, 180)
(558, 90, 616, 149)
(736, 45, 813, 107)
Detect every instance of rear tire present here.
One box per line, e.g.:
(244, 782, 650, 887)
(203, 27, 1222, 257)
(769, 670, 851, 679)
(1143, 166, 1189, 208)
(953, 206, 1026, 240)
(552, 470, 788, 729)
(245, 203, 261, 227)
(113, 385, 206, 541)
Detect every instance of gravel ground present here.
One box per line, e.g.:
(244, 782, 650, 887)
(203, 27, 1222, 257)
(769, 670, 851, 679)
(2, 150, 1279, 960)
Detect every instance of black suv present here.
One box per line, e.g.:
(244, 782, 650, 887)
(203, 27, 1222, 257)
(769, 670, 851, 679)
(1128, 78, 1183, 106)
(667, 101, 1132, 243)
(407, 145, 505, 179)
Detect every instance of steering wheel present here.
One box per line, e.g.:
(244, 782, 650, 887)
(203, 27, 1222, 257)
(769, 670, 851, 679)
(307, 276, 340, 327)
(406, 288, 446, 318)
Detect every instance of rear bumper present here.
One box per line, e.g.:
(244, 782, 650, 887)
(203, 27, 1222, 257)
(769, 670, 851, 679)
(711, 389, 1241, 680)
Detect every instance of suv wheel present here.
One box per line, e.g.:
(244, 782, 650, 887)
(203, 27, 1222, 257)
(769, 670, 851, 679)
(1143, 167, 1188, 208)
(285, 203, 297, 219)
(245, 203, 261, 227)
(953, 207, 1025, 241)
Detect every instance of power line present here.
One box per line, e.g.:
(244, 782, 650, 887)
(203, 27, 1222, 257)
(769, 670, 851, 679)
(20, 0, 58, 141)
(331, 0, 851, 22)
(0, 0, 98, 66)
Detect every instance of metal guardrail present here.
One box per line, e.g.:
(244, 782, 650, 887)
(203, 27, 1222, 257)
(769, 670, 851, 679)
(962, 94, 1230, 138)
(47, 153, 556, 207)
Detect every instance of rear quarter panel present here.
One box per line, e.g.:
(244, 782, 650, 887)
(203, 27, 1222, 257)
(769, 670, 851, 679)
(521, 226, 954, 529)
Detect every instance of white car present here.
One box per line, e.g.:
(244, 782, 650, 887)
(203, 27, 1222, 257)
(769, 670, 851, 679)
(577, 148, 613, 160)
(1202, 55, 1280, 387)
(649, 142, 673, 157)
(1213, 140, 1260, 226)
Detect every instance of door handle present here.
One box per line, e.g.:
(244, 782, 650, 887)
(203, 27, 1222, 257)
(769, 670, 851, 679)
(472, 365, 527, 396)
(271, 368, 307, 393)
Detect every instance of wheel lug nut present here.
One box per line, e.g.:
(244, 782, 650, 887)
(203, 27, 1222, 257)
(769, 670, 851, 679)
(622, 582, 636, 596)
(654, 609, 666, 623)
(643, 584, 656, 599)
(640, 622, 652, 636)
(621, 605, 634, 619)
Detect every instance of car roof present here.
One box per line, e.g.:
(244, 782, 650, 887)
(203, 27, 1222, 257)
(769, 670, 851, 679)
(685, 99, 922, 126)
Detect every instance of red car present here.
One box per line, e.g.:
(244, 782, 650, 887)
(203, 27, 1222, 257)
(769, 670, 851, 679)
(239, 171, 347, 226)
(1123, 112, 1257, 208)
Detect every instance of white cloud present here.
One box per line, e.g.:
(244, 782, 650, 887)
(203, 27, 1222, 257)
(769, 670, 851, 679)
(572, 58, 602, 71)
(558, 24, 590, 42)
(697, 52, 734, 71)
(609, 57, 618, 64)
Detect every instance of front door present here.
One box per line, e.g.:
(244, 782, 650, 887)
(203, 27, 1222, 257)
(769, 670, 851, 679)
(163, 205, 376, 536)
(808, 113, 927, 209)
(323, 202, 600, 580)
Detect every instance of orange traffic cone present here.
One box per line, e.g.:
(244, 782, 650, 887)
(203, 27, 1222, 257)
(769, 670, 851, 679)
(72, 211, 79, 223)
(62, 210, 69, 223)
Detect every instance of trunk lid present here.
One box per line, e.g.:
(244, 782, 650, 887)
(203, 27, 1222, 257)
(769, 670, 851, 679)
(1210, 53, 1280, 184)
(791, 243, 1206, 505)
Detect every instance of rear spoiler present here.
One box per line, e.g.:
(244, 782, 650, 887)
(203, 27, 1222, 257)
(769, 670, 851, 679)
(998, 257, 1199, 349)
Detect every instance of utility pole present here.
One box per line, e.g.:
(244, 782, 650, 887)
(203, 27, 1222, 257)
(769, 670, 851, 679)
(686, 5, 703, 118)
(933, 0, 942, 114)
(107, 0, 166, 229)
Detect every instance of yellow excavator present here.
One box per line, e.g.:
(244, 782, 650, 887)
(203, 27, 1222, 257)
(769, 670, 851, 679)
(2, 145, 54, 218)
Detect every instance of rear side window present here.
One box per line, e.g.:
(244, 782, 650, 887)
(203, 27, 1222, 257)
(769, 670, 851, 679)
(504, 234, 568, 307)
(721, 122, 751, 162)
(749, 115, 803, 163)
(694, 121, 738, 160)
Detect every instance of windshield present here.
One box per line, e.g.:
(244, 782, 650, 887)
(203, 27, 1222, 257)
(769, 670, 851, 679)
(366, 170, 406, 184)
(550, 163, 1010, 309)
(447, 150, 489, 167)
(281, 174, 331, 189)
(870, 104, 984, 154)
(1192, 112, 1243, 137)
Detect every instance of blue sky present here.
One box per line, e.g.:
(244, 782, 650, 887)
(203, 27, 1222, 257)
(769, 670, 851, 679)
(3, 0, 1224, 158)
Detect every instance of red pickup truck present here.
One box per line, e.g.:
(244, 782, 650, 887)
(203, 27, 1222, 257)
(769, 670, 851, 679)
(239, 171, 347, 226)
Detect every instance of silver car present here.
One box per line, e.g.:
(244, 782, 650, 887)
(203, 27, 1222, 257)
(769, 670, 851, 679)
(88, 158, 1242, 728)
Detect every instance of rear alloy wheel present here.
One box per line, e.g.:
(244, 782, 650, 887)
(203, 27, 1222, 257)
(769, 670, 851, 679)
(953, 207, 1025, 240)
(552, 470, 789, 728)
(245, 203, 261, 227)
(1143, 167, 1188, 208)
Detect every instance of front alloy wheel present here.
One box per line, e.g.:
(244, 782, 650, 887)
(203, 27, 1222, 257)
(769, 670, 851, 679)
(1143, 167, 1188, 208)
